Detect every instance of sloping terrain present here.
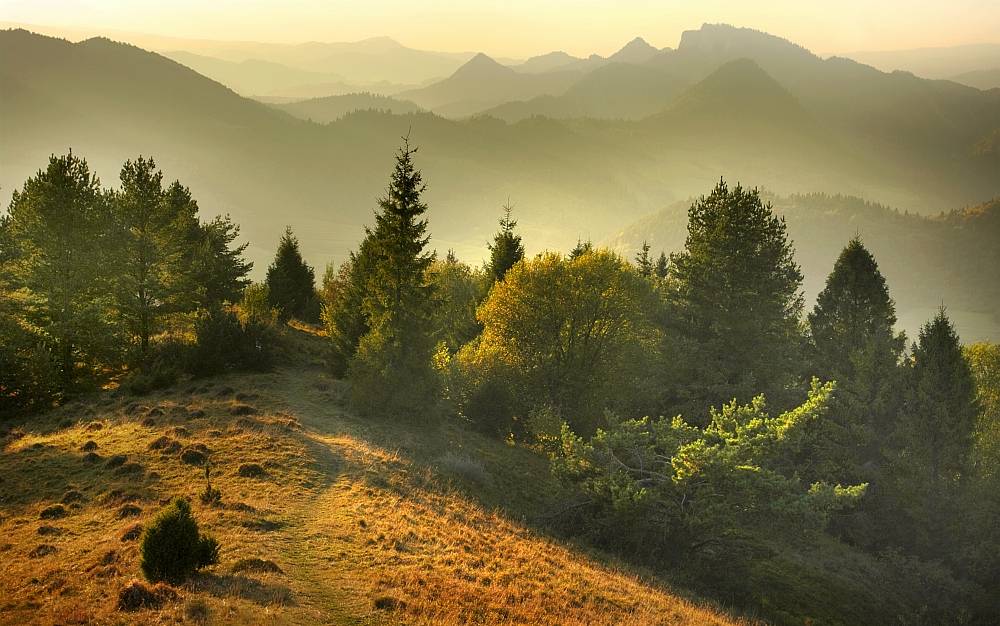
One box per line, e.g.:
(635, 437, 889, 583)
(163, 51, 349, 97)
(395, 54, 583, 117)
(0, 328, 748, 626)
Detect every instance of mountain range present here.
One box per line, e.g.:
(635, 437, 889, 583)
(1, 25, 997, 338)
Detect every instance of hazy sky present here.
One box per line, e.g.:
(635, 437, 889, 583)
(3, 0, 999, 57)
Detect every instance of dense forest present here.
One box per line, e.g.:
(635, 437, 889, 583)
(2, 145, 998, 624)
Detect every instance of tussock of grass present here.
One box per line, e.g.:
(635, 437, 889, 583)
(0, 326, 747, 626)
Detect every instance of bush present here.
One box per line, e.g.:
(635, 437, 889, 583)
(187, 307, 275, 378)
(139, 496, 219, 584)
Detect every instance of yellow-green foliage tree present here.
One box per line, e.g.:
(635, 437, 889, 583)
(456, 247, 658, 438)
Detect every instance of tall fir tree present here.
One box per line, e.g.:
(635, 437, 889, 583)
(265, 227, 317, 321)
(665, 180, 804, 421)
(654, 251, 668, 279)
(634, 241, 653, 277)
(344, 138, 438, 418)
(486, 200, 524, 285)
(889, 309, 978, 559)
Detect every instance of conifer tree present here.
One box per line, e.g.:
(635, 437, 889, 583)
(1, 152, 115, 387)
(486, 200, 524, 284)
(809, 236, 901, 381)
(654, 252, 668, 279)
(635, 241, 653, 277)
(345, 137, 438, 418)
(665, 180, 804, 419)
(890, 309, 978, 557)
(114, 156, 196, 354)
(265, 227, 317, 321)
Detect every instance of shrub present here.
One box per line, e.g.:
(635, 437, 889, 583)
(40, 504, 67, 519)
(232, 557, 283, 574)
(139, 496, 219, 584)
(187, 307, 275, 378)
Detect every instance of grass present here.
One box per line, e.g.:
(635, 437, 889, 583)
(0, 326, 750, 625)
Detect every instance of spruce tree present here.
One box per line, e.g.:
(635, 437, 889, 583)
(809, 236, 901, 381)
(665, 180, 804, 419)
(265, 227, 317, 321)
(345, 138, 438, 418)
(890, 309, 978, 558)
(654, 252, 668, 279)
(486, 200, 524, 284)
(634, 241, 653, 277)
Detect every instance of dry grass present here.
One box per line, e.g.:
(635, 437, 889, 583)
(0, 327, 749, 626)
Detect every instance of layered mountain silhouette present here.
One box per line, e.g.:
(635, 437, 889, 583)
(2, 25, 997, 316)
(271, 93, 424, 124)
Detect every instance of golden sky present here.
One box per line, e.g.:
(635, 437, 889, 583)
(3, 0, 999, 57)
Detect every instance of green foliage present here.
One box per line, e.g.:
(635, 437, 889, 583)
(322, 256, 370, 377)
(485, 201, 524, 285)
(654, 252, 668, 280)
(265, 226, 318, 322)
(634, 241, 653, 278)
(1, 152, 117, 390)
(553, 380, 865, 566)
(809, 236, 901, 382)
(139, 496, 219, 584)
(889, 309, 978, 559)
(187, 307, 275, 378)
(345, 138, 439, 420)
(457, 248, 658, 437)
(664, 180, 805, 421)
(427, 252, 486, 353)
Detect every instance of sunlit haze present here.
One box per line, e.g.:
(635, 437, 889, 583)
(4, 0, 1000, 56)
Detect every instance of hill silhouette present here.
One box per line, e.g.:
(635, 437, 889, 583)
(2, 27, 997, 288)
(271, 93, 424, 124)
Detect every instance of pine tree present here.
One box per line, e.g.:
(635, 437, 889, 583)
(634, 241, 653, 277)
(265, 227, 317, 321)
(486, 200, 524, 284)
(1, 152, 115, 388)
(345, 137, 438, 418)
(665, 180, 804, 419)
(114, 156, 194, 355)
(654, 252, 668, 279)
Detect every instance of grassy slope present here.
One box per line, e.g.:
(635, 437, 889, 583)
(0, 327, 746, 626)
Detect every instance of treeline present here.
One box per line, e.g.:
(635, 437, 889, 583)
(319, 146, 998, 622)
(0, 152, 273, 412)
(3, 145, 998, 623)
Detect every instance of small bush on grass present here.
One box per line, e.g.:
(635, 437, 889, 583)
(139, 496, 219, 584)
(187, 307, 276, 378)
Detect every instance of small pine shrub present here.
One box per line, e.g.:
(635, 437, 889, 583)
(139, 496, 219, 584)
(187, 308, 276, 378)
(199, 463, 221, 506)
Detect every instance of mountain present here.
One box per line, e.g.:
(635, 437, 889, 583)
(484, 63, 689, 121)
(605, 193, 1000, 342)
(951, 68, 1000, 90)
(3, 28, 997, 288)
(512, 51, 582, 73)
(270, 93, 423, 124)
(163, 50, 348, 96)
(395, 53, 582, 117)
(607, 37, 660, 64)
(843, 43, 1000, 80)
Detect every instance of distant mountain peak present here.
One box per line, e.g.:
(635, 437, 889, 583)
(453, 52, 515, 77)
(609, 37, 659, 64)
(678, 23, 816, 60)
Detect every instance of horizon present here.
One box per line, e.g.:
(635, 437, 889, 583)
(3, 0, 1000, 59)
